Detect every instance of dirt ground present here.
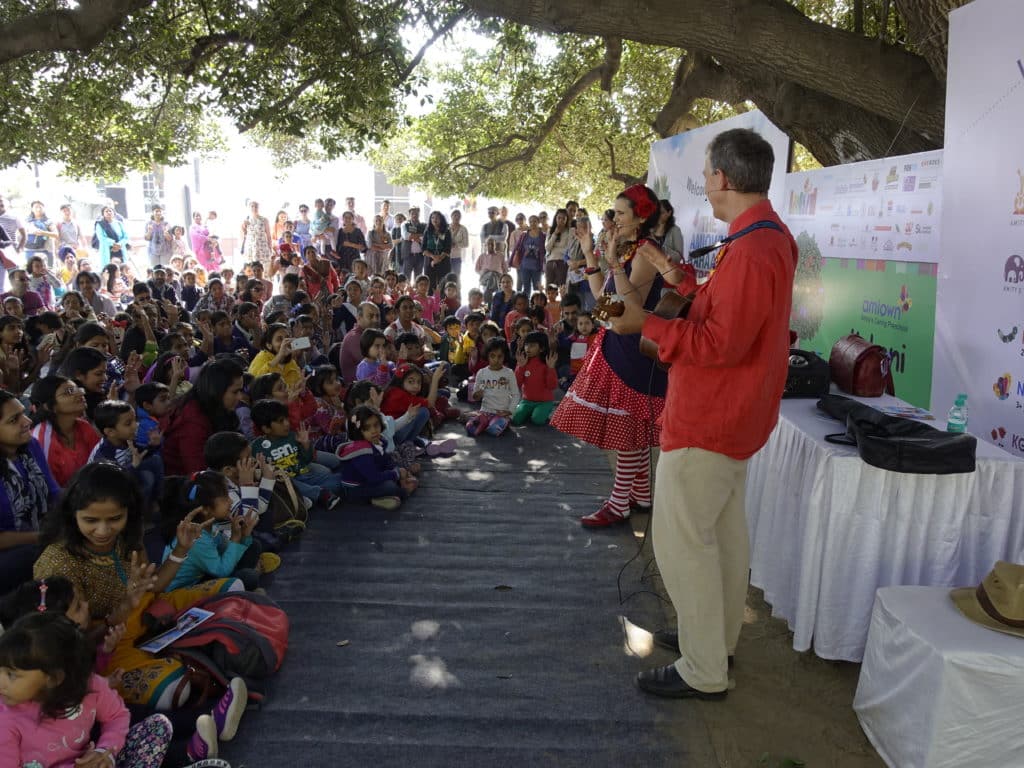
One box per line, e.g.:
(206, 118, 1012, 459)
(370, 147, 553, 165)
(661, 583, 886, 768)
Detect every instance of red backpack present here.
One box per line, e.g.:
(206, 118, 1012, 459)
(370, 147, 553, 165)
(143, 591, 289, 704)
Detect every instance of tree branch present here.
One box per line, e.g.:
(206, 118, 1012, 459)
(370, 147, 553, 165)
(652, 52, 746, 138)
(237, 73, 321, 132)
(179, 31, 253, 78)
(450, 36, 623, 190)
(0, 0, 155, 65)
(398, 7, 470, 84)
(463, 0, 946, 142)
(605, 138, 646, 186)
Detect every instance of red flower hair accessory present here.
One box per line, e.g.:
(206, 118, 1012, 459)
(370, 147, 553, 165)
(622, 184, 658, 220)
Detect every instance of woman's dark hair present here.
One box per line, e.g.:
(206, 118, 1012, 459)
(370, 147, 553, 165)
(203, 431, 249, 471)
(552, 208, 570, 230)
(616, 186, 662, 239)
(482, 337, 511, 366)
(29, 375, 75, 427)
(603, 209, 615, 223)
(249, 372, 282, 403)
(41, 462, 145, 556)
(0, 612, 93, 719)
(344, 380, 379, 411)
(159, 472, 228, 544)
(348, 404, 382, 437)
(359, 328, 386, 358)
(659, 199, 676, 232)
(262, 323, 289, 352)
(149, 351, 184, 387)
(181, 358, 243, 433)
(427, 211, 449, 234)
(308, 365, 338, 397)
(58, 346, 107, 380)
(103, 263, 120, 294)
(0, 576, 77, 628)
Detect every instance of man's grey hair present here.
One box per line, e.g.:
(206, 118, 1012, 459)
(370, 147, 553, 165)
(707, 128, 774, 194)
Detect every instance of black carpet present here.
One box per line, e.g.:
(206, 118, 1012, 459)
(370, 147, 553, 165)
(222, 424, 718, 767)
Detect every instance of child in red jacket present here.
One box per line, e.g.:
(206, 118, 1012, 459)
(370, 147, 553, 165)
(512, 330, 558, 426)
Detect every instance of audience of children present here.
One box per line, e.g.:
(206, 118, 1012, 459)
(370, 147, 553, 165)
(0, 197, 607, 768)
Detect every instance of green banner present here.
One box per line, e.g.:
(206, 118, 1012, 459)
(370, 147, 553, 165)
(791, 249, 937, 409)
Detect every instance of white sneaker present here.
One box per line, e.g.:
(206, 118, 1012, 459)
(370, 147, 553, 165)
(370, 496, 401, 510)
(302, 496, 313, 511)
(182, 760, 232, 768)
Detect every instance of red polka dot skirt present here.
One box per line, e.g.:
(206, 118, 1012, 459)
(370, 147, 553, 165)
(551, 327, 663, 451)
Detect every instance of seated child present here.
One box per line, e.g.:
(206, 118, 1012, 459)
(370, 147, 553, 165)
(509, 316, 534, 360)
(0, 613, 175, 768)
(337, 405, 419, 510)
(307, 365, 349, 453)
(381, 363, 457, 435)
(513, 331, 558, 426)
(355, 328, 394, 387)
(205, 430, 301, 549)
(436, 316, 473, 383)
(89, 399, 164, 501)
(133, 381, 170, 450)
(346, 380, 428, 471)
(456, 287, 486, 322)
(565, 311, 598, 388)
(250, 399, 343, 509)
(441, 281, 461, 317)
(466, 338, 520, 437)
(249, 371, 317, 434)
(160, 472, 268, 592)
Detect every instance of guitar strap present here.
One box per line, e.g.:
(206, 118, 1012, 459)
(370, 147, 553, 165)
(687, 220, 783, 261)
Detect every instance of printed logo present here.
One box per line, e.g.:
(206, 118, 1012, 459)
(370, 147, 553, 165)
(897, 285, 912, 313)
(993, 373, 1012, 400)
(1005, 255, 1024, 294)
(997, 326, 1018, 343)
(990, 426, 1007, 448)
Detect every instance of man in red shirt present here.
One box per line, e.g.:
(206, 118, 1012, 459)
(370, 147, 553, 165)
(609, 128, 798, 699)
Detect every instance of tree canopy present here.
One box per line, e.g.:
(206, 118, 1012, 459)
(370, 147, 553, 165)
(0, 0, 964, 202)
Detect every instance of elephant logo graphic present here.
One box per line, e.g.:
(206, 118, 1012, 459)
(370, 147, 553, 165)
(1005, 254, 1024, 284)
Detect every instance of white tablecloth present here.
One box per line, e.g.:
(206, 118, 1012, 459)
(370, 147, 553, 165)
(745, 393, 1024, 661)
(853, 586, 1024, 768)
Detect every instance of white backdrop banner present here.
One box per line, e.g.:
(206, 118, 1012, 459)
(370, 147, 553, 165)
(784, 150, 944, 264)
(648, 110, 790, 277)
(932, 0, 1024, 452)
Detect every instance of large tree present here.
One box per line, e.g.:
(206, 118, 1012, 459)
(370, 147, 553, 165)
(0, 0, 964, 186)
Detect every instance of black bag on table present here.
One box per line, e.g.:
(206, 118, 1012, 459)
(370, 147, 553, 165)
(818, 395, 976, 474)
(783, 349, 831, 398)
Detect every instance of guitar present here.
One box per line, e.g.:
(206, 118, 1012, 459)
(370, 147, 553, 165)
(593, 291, 694, 369)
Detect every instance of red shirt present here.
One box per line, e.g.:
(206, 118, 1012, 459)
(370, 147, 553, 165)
(515, 357, 557, 402)
(31, 419, 100, 487)
(380, 387, 429, 418)
(642, 200, 797, 460)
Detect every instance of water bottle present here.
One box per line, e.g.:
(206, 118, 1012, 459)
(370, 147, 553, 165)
(947, 393, 968, 433)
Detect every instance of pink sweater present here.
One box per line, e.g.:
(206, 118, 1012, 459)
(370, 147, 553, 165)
(0, 674, 130, 767)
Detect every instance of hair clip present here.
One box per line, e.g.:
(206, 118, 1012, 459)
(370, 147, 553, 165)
(188, 483, 199, 502)
(37, 580, 48, 612)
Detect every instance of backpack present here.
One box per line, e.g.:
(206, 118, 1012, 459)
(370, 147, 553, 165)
(143, 591, 289, 703)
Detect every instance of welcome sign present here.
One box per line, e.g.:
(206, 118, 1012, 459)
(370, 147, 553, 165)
(647, 110, 790, 277)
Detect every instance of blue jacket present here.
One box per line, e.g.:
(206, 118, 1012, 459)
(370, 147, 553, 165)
(337, 440, 399, 487)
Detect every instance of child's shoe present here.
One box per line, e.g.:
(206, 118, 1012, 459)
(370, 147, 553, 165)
(319, 490, 342, 510)
(258, 552, 282, 574)
(187, 714, 218, 761)
(211, 677, 248, 742)
(425, 439, 457, 457)
(370, 496, 402, 511)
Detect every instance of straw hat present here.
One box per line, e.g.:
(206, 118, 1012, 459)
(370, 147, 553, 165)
(950, 561, 1024, 639)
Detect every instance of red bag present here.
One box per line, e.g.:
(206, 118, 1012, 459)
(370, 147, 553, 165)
(828, 334, 894, 397)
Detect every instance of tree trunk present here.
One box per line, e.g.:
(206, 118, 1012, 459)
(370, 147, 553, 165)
(894, 0, 970, 81)
(464, 0, 946, 144)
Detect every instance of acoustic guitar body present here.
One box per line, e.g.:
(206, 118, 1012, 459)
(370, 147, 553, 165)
(594, 290, 695, 370)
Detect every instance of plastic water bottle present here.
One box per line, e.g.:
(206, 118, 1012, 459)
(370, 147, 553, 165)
(947, 393, 968, 433)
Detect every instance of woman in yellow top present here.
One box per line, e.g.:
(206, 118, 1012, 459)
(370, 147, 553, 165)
(248, 322, 303, 388)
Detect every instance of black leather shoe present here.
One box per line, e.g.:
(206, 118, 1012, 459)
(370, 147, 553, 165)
(652, 630, 734, 669)
(636, 664, 727, 700)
